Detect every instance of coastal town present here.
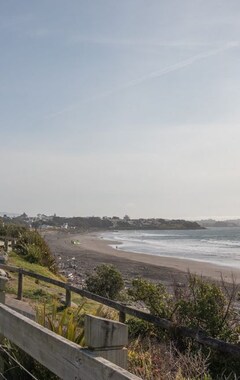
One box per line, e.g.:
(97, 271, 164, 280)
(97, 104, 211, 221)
(1, 212, 202, 231)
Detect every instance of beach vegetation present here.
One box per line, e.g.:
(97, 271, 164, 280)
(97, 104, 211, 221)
(15, 230, 57, 272)
(85, 264, 124, 299)
(127, 275, 240, 378)
(0, 221, 57, 272)
(128, 278, 173, 318)
(0, 222, 26, 237)
(173, 275, 237, 341)
(128, 275, 238, 343)
(128, 338, 212, 380)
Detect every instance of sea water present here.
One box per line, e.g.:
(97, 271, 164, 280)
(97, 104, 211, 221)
(101, 227, 240, 269)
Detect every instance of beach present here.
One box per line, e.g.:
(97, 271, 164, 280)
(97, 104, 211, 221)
(43, 230, 240, 286)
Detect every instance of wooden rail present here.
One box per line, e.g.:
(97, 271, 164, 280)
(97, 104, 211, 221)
(0, 303, 139, 380)
(0, 236, 16, 240)
(1, 264, 240, 358)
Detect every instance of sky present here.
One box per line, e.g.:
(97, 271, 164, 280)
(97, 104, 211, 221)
(1, 1, 240, 219)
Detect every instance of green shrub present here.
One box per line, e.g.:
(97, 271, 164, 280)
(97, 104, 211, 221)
(85, 264, 124, 300)
(128, 278, 173, 319)
(174, 275, 237, 342)
(15, 230, 57, 272)
(37, 302, 85, 345)
(127, 275, 240, 377)
(127, 317, 155, 339)
(0, 223, 26, 238)
(128, 275, 238, 343)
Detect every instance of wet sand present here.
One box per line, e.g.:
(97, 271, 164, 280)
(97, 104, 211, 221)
(43, 230, 240, 286)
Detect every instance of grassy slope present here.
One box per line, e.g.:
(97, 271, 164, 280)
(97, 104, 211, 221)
(6, 251, 101, 315)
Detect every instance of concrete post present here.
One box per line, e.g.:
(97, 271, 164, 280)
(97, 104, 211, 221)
(85, 314, 128, 369)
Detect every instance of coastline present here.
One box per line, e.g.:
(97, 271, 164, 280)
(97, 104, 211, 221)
(43, 230, 240, 285)
(79, 233, 240, 284)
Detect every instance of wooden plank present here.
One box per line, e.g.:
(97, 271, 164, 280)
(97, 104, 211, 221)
(85, 315, 128, 348)
(0, 304, 140, 380)
(22, 269, 68, 288)
(0, 236, 17, 240)
(0, 264, 20, 272)
(85, 315, 128, 369)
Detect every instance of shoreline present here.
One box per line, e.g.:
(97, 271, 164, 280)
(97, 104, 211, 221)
(43, 230, 240, 285)
(78, 233, 240, 284)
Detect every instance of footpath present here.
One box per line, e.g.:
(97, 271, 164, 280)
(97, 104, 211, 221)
(0, 247, 36, 320)
(5, 294, 35, 320)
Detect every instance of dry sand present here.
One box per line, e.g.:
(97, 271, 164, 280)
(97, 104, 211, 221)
(43, 230, 240, 286)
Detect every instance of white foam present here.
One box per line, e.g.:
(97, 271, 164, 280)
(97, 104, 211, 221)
(102, 228, 240, 269)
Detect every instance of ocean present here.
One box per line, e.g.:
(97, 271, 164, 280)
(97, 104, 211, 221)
(101, 227, 240, 269)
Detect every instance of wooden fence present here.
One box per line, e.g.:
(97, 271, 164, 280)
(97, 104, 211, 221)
(0, 274, 140, 380)
(0, 303, 141, 380)
(1, 264, 240, 358)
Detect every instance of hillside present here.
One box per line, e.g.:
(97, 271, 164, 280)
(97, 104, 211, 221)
(197, 219, 240, 228)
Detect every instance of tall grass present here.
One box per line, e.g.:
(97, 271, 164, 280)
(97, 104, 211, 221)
(128, 338, 211, 380)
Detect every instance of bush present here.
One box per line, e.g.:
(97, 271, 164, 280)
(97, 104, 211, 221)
(127, 275, 240, 378)
(0, 223, 26, 238)
(174, 275, 236, 340)
(15, 230, 57, 272)
(128, 275, 238, 343)
(128, 278, 173, 318)
(85, 264, 124, 299)
(127, 317, 155, 339)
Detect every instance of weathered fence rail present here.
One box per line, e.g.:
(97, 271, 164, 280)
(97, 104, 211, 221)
(0, 304, 139, 380)
(1, 264, 240, 358)
(0, 274, 140, 379)
(0, 236, 16, 241)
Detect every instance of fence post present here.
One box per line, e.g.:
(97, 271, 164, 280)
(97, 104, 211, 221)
(17, 270, 23, 300)
(0, 272, 8, 372)
(11, 239, 15, 250)
(85, 314, 128, 369)
(65, 286, 71, 307)
(0, 272, 8, 305)
(119, 311, 126, 323)
(4, 239, 8, 253)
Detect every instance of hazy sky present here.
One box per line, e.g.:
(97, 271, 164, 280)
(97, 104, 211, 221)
(1, 1, 240, 219)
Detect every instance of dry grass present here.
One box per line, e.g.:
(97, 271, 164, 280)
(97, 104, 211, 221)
(128, 338, 211, 380)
